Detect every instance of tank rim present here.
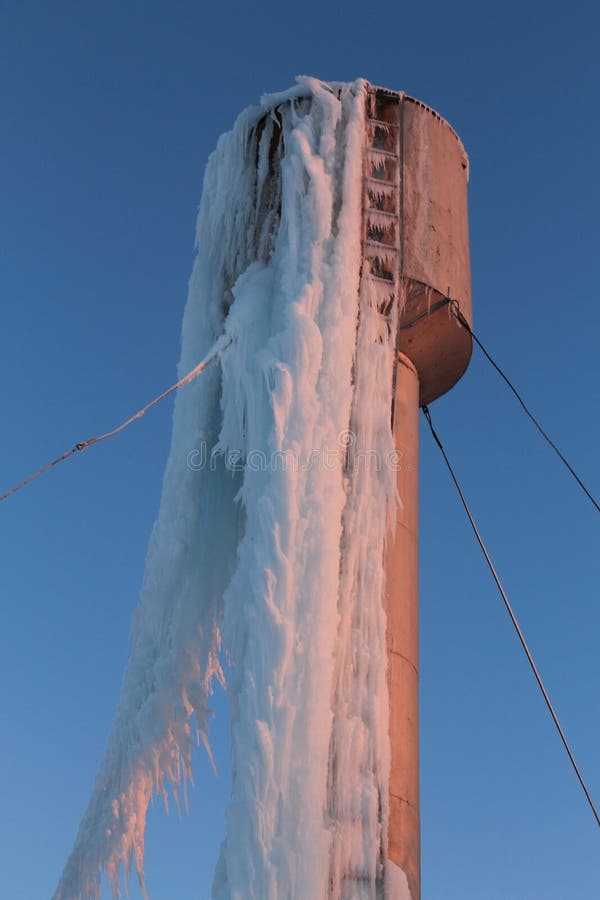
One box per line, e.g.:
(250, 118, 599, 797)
(366, 82, 469, 169)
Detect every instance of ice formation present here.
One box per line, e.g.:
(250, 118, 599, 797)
(55, 77, 405, 900)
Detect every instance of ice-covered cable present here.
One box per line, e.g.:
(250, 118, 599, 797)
(0, 335, 230, 505)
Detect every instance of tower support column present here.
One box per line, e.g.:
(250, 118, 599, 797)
(385, 352, 420, 900)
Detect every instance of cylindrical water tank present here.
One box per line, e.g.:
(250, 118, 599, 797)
(362, 86, 472, 406)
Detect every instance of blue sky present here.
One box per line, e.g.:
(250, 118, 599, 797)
(1, 1, 598, 898)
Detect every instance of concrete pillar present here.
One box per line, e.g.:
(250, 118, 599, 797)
(386, 352, 420, 900)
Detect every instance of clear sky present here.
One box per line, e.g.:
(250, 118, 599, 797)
(1, 1, 598, 898)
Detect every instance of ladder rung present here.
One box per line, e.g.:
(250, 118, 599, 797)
(366, 175, 396, 188)
(363, 238, 399, 251)
(364, 208, 397, 219)
(366, 117, 400, 130)
(364, 271, 396, 285)
(366, 147, 399, 161)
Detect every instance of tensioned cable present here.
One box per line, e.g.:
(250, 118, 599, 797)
(0, 335, 231, 505)
(422, 403, 600, 829)
(445, 297, 599, 514)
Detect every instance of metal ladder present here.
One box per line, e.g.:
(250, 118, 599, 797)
(362, 88, 404, 343)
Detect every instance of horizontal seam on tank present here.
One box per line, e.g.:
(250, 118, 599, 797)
(389, 792, 419, 808)
(388, 648, 419, 677)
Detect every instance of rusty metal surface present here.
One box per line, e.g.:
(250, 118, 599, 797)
(385, 353, 421, 900)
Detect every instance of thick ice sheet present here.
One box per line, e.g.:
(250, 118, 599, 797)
(56, 77, 399, 900)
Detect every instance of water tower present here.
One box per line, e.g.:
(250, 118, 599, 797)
(54, 78, 473, 900)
